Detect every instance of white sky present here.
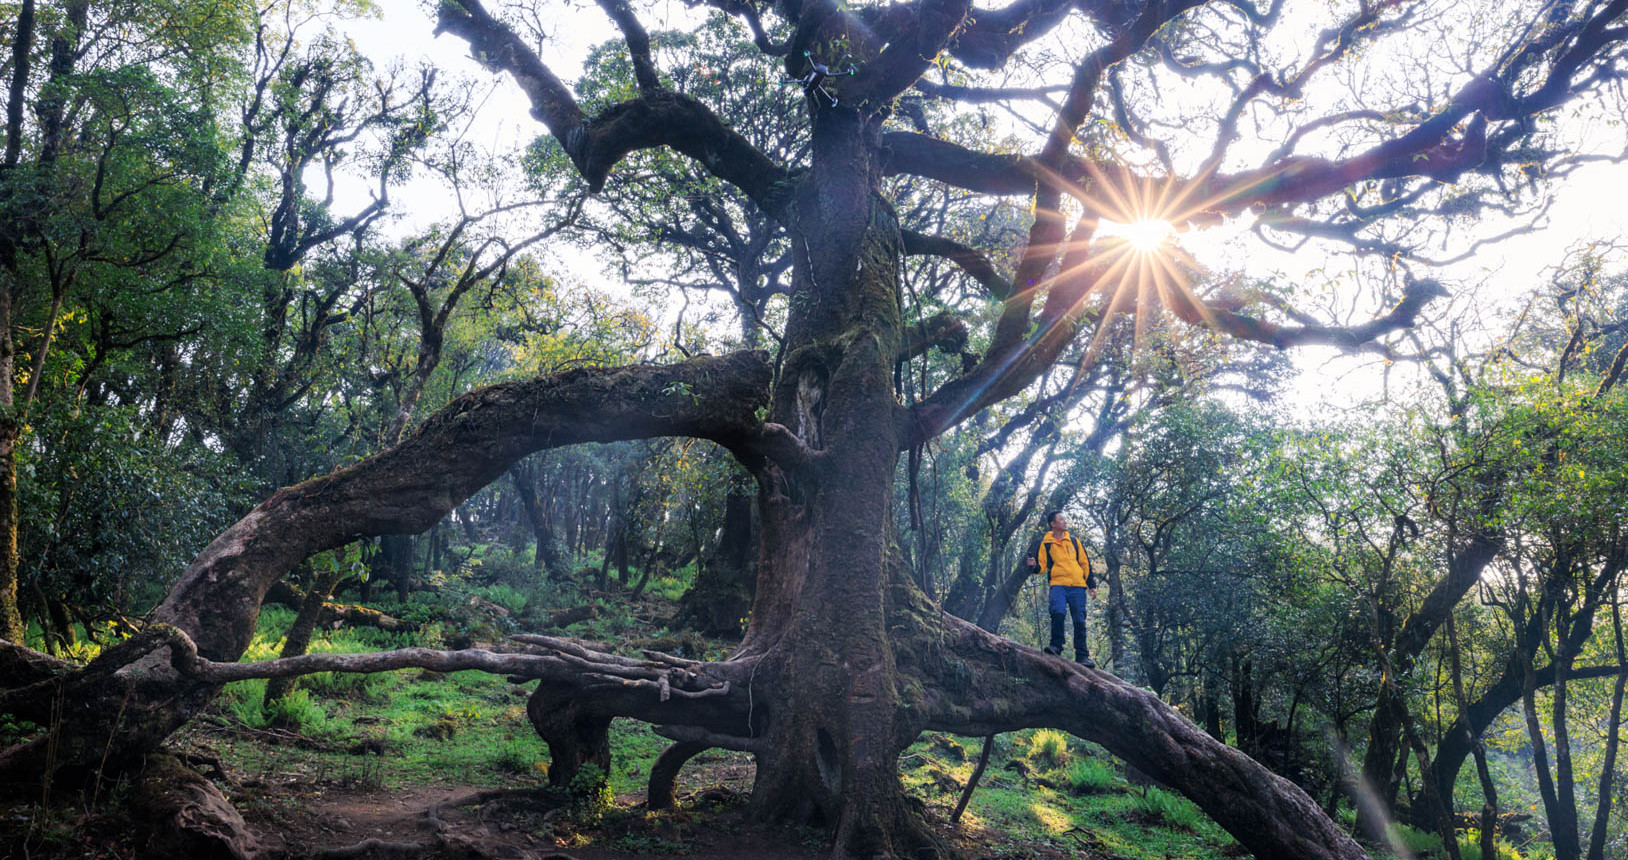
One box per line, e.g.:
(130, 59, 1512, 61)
(339, 0, 1628, 416)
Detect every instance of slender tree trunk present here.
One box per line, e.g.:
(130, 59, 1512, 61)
(1550, 627, 1582, 860)
(1585, 600, 1625, 860)
(511, 463, 569, 578)
(676, 480, 756, 636)
(1105, 528, 1126, 671)
(0, 324, 22, 643)
(951, 734, 994, 823)
(1399, 712, 1460, 860)
(265, 567, 344, 706)
(1524, 641, 1569, 860)
(1447, 615, 1500, 858)
(1202, 678, 1224, 742)
(0, 0, 28, 637)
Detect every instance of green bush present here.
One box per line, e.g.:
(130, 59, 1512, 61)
(568, 763, 614, 825)
(1456, 833, 1541, 860)
(304, 668, 388, 699)
(1026, 729, 1071, 768)
(648, 576, 688, 602)
(222, 679, 270, 727)
(1065, 757, 1117, 794)
(1385, 823, 1443, 857)
(1130, 787, 1206, 831)
(263, 688, 331, 733)
(472, 583, 528, 614)
(493, 744, 542, 775)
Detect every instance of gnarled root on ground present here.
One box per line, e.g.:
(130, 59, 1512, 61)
(134, 752, 261, 860)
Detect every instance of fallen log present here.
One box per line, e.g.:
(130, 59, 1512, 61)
(542, 605, 597, 629)
(265, 582, 416, 633)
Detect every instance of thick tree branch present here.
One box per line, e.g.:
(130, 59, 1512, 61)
(595, 0, 662, 92)
(157, 352, 773, 662)
(897, 310, 969, 363)
(904, 227, 1104, 442)
(925, 611, 1370, 860)
(947, 0, 1075, 69)
(436, 0, 794, 216)
(913, 80, 1068, 105)
(1163, 276, 1450, 351)
(900, 229, 1013, 298)
(849, 0, 972, 105)
(882, 131, 1039, 196)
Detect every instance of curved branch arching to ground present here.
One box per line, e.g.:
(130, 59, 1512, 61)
(0, 351, 774, 788)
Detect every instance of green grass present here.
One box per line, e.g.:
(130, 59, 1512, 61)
(211, 599, 550, 789)
(893, 729, 1237, 860)
(1129, 786, 1208, 832)
(471, 583, 529, 614)
(1370, 825, 1553, 860)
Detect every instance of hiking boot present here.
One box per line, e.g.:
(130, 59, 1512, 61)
(1043, 645, 1063, 656)
(1077, 656, 1097, 668)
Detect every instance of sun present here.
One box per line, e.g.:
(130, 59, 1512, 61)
(1101, 218, 1175, 252)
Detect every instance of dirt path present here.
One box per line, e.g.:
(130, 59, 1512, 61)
(238, 780, 829, 860)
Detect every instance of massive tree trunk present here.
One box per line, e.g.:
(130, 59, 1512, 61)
(722, 106, 943, 857)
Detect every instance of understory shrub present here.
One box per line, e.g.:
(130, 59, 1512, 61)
(1027, 729, 1071, 768)
(1065, 757, 1117, 794)
(1130, 786, 1206, 831)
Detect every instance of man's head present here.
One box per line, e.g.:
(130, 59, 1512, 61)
(1046, 510, 1067, 532)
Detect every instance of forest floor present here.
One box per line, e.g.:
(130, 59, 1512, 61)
(1, 565, 1253, 860)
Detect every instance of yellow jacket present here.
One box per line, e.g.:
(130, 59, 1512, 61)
(1037, 531, 1095, 588)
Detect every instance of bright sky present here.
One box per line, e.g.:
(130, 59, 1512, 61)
(339, 1, 1628, 415)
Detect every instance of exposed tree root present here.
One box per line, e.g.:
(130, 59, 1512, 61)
(306, 791, 575, 860)
(647, 741, 710, 809)
(304, 836, 555, 860)
(134, 752, 260, 860)
(423, 788, 554, 831)
(4, 608, 1368, 859)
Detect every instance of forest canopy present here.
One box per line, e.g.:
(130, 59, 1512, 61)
(2, 1, 1627, 859)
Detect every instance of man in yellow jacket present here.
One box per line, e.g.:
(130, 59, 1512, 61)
(1027, 509, 1098, 668)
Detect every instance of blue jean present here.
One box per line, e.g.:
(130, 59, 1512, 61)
(1048, 585, 1090, 657)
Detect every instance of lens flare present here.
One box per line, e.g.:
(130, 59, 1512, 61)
(1102, 218, 1174, 252)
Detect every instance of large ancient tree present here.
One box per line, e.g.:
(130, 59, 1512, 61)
(5, 1, 1628, 858)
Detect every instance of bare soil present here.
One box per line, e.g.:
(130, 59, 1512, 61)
(3, 757, 1102, 860)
